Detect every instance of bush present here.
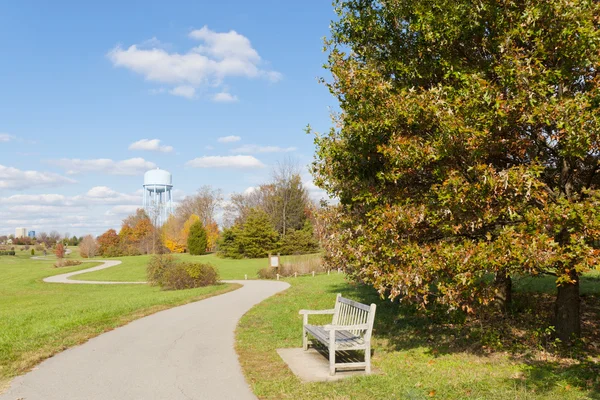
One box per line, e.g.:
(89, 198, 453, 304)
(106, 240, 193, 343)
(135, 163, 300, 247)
(31, 249, 35, 256)
(188, 221, 208, 255)
(147, 254, 219, 290)
(54, 259, 82, 268)
(0, 251, 16, 256)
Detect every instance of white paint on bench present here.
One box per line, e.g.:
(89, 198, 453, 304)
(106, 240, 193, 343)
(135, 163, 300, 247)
(299, 294, 376, 375)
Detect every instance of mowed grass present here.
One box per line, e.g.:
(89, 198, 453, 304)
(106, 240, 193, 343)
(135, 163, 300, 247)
(75, 253, 319, 282)
(0, 253, 238, 389)
(236, 273, 599, 399)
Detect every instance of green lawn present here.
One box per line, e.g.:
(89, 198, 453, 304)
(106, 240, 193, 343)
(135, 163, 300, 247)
(75, 253, 312, 282)
(0, 253, 238, 390)
(236, 274, 600, 399)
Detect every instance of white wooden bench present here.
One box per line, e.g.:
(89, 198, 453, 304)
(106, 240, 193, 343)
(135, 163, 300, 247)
(299, 294, 376, 375)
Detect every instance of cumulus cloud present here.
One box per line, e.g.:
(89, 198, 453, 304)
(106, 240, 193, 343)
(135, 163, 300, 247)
(169, 86, 196, 99)
(217, 135, 241, 143)
(186, 155, 264, 168)
(0, 186, 146, 236)
(212, 92, 238, 103)
(105, 205, 140, 216)
(47, 157, 156, 175)
(0, 134, 14, 142)
(129, 139, 174, 153)
(230, 144, 297, 154)
(0, 164, 76, 190)
(107, 26, 280, 100)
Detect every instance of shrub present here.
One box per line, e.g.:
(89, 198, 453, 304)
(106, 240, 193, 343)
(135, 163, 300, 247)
(187, 221, 207, 255)
(147, 254, 177, 286)
(147, 254, 219, 290)
(31, 249, 35, 256)
(54, 259, 82, 268)
(0, 251, 16, 256)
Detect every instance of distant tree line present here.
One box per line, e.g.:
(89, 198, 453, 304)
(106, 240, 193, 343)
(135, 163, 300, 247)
(219, 160, 320, 258)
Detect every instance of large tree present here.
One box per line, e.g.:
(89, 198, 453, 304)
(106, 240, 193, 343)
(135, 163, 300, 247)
(314, 0, 600, 342)
(177, 186, 223, 227)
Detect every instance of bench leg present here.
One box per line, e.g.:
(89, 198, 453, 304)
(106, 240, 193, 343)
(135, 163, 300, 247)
(303, 326, 308, 351)
(302, 314, 309, 350)
(365, 341, 371, 374)
(329, 330, 336, 376)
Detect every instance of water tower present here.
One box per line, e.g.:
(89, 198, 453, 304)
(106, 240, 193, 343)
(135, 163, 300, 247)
(143, 168, 174, 226)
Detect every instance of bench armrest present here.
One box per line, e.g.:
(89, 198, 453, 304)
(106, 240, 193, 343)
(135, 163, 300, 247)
(299, 309, 335, 315)
(324, 324, 369, 331)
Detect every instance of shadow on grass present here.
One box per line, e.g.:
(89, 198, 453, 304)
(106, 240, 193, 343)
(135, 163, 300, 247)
(325, 280, 600, 396)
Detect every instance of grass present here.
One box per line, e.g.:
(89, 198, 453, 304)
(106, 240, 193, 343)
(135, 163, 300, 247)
(75, 253, 321, 282)
(0, 252, 239, 389)
(236, 273, 600, 399)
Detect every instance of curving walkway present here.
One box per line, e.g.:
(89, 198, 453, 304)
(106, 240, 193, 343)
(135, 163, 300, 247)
(0, 279, 290, 400)
(42, 259, 146, 285)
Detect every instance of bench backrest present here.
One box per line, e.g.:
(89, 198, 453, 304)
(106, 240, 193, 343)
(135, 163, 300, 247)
(332, 294, 376, 339)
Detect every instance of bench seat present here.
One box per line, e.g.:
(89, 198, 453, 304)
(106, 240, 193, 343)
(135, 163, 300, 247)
(304, 324, 366, 350)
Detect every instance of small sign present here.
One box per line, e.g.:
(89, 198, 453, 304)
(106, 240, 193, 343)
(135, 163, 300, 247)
(270, 254, 280, 268)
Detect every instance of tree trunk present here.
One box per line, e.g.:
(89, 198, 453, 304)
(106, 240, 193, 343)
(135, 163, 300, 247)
(494, 270, 512, 312)
(555, 269, 580, 343)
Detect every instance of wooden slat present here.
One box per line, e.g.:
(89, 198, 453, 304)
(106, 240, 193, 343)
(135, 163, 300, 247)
(305, 325, 365, 349)
(338, 296, 371, 312)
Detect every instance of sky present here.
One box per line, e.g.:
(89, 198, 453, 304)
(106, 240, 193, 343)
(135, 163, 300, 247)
(0, 0, 336, 237)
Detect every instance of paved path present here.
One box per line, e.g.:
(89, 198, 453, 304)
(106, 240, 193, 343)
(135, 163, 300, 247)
(42, 259, 146, 285)
(0, 279, 290, 400)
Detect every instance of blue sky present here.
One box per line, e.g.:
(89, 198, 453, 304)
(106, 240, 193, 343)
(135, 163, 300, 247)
(0, 1, 335, 236)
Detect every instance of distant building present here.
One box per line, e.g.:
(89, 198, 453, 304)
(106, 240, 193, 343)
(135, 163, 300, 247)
(15, 228, 27, 239)
(28, 231, 36, 239)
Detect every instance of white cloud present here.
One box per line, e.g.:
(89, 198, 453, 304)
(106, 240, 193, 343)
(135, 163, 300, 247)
(217, 135, 241, 143)
(212, 92, 238, 103)
(0, 164, 76, 190)
(0, 134, 14, 142)
(105, 205, 140, 216)
(0, 186, 145, 237)
(107, 26, 281, 99)
(230, 144, 297, 154)
(186, 155, 264, 168)
(47, 157, 156, 175)
(129, 139, 174, 153)
(169, 86, 196, 99)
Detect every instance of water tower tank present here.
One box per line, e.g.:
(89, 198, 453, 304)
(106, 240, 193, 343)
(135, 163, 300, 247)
(144, 169, 172, 193)
(143, 168, 174, 226)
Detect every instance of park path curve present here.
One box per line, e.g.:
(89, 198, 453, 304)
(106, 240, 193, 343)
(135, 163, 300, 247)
(0, 279, 290, 400)
(41, 258, 146, 285)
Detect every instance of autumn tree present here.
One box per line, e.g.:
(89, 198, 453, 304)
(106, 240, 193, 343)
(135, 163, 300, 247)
(177, 186, 223, 227)
(314, 0, 600, 342)
(55, 243, 65, 259)
(79, 235, 99, 258)
(97, 229, 121, 257)
(162, 214, 186, 253)
(119, 209, 155, 255)
(205, 221, 219, 252)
